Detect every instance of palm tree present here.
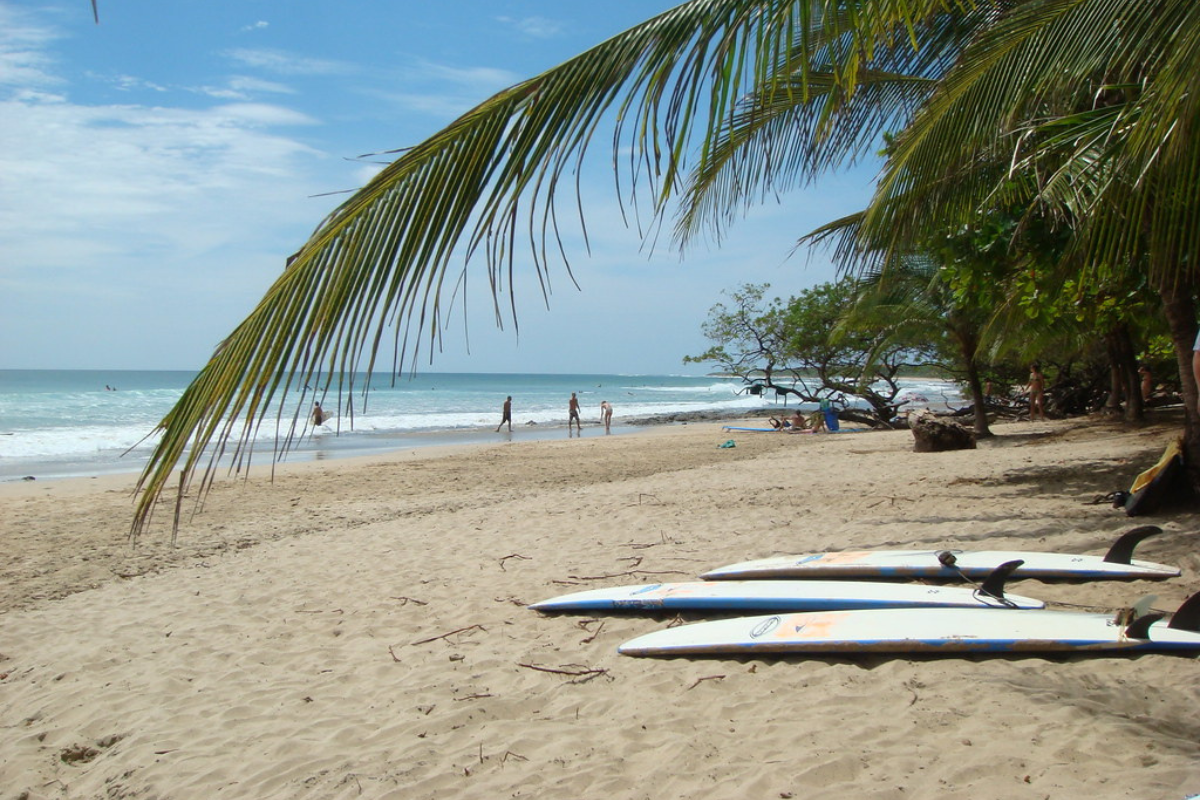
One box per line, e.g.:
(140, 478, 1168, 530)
(132, 0, 966, 537)
(850, 0, 1200, 436)
(134, 0, 1200, 536)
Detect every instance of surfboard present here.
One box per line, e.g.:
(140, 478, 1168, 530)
(618, 593, 1200, 657)
(700, 526, 1179, 582)
(720, 426, 787, 433)
(530, 561, 1043, 613)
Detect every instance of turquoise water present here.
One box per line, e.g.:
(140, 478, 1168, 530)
(0, 369, 961, 481)
(0, 370, 755, 480)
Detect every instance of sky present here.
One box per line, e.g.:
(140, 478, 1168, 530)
(0, 1, 880, 375)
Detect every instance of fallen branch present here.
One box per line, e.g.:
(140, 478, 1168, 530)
(455, 693, 493, 702)
(567, 569, 689, 582)
(499, 553, 531, 571)
(579, 620, 605, 644)
(411, 624, 487, 646)
(517, 662, 610, 683)
(687, 674, 726, 690)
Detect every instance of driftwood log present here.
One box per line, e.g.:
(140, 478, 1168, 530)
(909, 411, 976, 452)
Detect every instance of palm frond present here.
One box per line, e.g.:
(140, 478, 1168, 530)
(133, 0, 957, 538)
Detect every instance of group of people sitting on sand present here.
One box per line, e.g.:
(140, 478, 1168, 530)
(768, 409, 825, 433)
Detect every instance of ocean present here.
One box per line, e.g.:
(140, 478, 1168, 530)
(0, 369, 962, 482)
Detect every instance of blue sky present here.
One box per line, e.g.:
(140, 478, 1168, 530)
(1, 1, 878, 375)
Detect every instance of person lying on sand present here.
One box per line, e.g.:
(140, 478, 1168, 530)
(769, 411, 810, 432)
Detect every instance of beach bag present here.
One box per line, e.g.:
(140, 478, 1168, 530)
(819, 399, 840, 432)
(1112, 437, 1185, 516)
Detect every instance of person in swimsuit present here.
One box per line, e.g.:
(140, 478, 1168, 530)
(496, 396, 512, 432)
(599, 400, 613, 433)
(568, 392, 581, 434)
(1028, 363, 1046, 420)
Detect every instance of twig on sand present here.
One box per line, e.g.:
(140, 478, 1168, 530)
(517, 662, 611, 683)
(579, 620, 604, 644)
(568, 569, 689, 582)
(390, 596, 428, 606)
(411, 624, 487, 646)
(499, 553, 530, 571)
(687, 674, 726, 690)
(455, 693, 493, 702)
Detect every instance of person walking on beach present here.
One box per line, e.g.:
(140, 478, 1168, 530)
(568, 392, 582, 434)
(1028, 363, 1047, 421)
(496, 396, 512, 432)
(600, 400, 613, 433)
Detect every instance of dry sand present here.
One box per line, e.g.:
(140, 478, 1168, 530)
(1, 416, 1198, 799)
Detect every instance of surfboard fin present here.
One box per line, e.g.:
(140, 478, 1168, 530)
(1102, 525, 1163, 565)
(1167, 592, 1200, 633)
(1126, 612, 1166, 639)
(978, 559, 1023, 601)
(1118, 596, 1163, 638)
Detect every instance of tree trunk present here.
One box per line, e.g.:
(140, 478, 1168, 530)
(1156, 281, 1200, 489)
(1105, 323, 1143, 422)
(953, 326, 992, 438)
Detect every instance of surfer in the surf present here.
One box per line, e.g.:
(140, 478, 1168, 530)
(496, 396, 513, 432)
(311, 403, 326, 426)
(568, 392, 582, 435)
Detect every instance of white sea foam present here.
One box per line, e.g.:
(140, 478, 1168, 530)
(0, 370, 961, 479)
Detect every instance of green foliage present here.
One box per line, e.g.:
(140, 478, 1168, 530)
(133, 0, 1200, 534)
(687, 280, 931, 426)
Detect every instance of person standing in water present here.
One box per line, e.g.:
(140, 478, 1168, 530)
(599, 400, 613, 433)
(496, 396, 512, 432)
(568, 392, 582, 435)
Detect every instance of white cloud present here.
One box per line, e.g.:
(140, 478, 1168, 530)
(496, 15, 565, 39)
(0, 4, 62, 88)
(363, 58, 521, 119)
(225, 47, 354, 77)
(240, 20, 269, 34)
(85, 71, 169, 93)
(195, 75, 296, 101)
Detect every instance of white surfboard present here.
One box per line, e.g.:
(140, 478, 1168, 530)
(619, 593, 1200, 657)
(701, 526, 1179, 582)
(531, 563, 1043, 613)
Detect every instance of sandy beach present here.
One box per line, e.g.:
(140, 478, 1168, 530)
(2, 415, 1198, 799)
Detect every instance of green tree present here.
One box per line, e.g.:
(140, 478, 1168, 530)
(133, 1, 1200, 534)
(686, 281, 932, 427)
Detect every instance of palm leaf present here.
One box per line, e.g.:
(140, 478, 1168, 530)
(133, 0, 960, 538)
